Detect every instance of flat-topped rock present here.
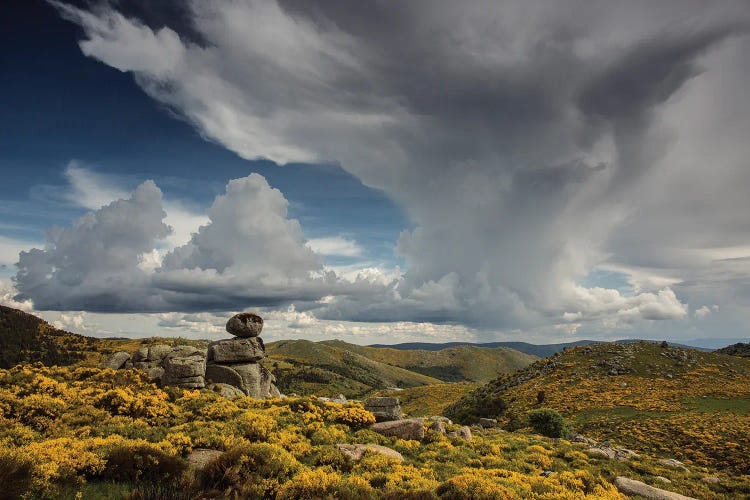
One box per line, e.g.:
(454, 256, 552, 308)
(336, 444, 403, 462)
(226, 312, 263, 337)
(364, 397, 403, 422)
(208, 337, 266, 363)
(371, 419, 424, 441)
(614, 477, 696, 500)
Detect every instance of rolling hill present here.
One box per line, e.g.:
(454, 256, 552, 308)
(716, 342, 750, 358)
(444, 341, 750, 473)
(321, 339, 537, 382)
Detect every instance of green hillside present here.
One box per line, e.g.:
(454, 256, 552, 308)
(262, 339, 444, 398)
(322, 339, 538, 382)
(445, 341, 750, 473)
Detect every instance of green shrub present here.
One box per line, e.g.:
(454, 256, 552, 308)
(0, 450, 35, 500)
(100, 444, 186, 482)
(200, 443, 301, 498)
(527, 409, 568, 438)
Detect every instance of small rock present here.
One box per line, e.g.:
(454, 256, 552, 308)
(428, 416, 452, 424)
(614, 477, 696, 500)
(654, 476, 672, 484)
(226, 312, 263, 337)
(187, 449, 224, 471)
(101, 351, 131, 370)
(478, 418, 497, 428)
(428, 420, 446, 434)
(540, 471, 554, 477)
(588, 447, 616, 460)
(659, 458, 688, 471)
(371, 419, 424, 441)
(336, 444, 403, 462)
(449, 426, 472, 442)
(701, 477, 720, 484)
(209, 383, 246, 399)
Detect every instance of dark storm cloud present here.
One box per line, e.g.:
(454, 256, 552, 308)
(33, 0, 750, 335)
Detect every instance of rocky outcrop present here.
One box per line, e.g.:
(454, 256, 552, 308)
(108, 313, 280, 398)
(614, 477, 696, 500)
(364, 397, 402, 422)
(371, 419, 425, 441)
(336, 444, 403, 462)
(131, 344, 173, 383)
(204, 312, 281, 398)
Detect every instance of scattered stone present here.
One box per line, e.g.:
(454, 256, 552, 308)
(701, 477, 720, 484)
(225, 312, 263, 338)
(101, 351, 131, 370)
(187, 448, 224, 471)
(571, 434, 596, 445)
(336, 444, 403, 462)
(428, 416, 452, 424)
(428, 420, 446, 434)
(364, 397, 403, 422)
(371, 419, 425, 441)
(588, 447, 617, 460)
(540, 471, 554, 477)
(659, 458, 688, 471)
(478, 418, 497, 428)
(614, 477, 696, 500)
(655, 476, 672, 484)
(449, 426, 472, 442)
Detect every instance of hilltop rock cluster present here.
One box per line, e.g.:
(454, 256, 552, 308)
(102, 312, 280, 398)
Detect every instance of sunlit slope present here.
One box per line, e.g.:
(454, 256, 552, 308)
(263, 339, 443, 398)
(445, 341, 750, 473)
(322, 339, 538, 383)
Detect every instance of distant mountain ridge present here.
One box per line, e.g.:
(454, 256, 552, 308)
(369, 338, 713, 357)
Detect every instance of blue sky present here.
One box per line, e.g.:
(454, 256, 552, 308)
(2, 1, 749, 346)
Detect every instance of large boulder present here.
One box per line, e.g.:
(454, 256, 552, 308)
(102, 351, 131, 370)
(226, 312, 263, 338)
(232, 363, 264, 397)
(206, 363, 245, 388)
(208, 337, 266, 363)
(336, 444, 403, 462)
(364, 397, 403, 422)
(371, 419, 424, 441)
(614, 477, 696, 500)
(162, 348, 206, 388)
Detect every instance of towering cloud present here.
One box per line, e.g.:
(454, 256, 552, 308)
(42, 0, 750, 333)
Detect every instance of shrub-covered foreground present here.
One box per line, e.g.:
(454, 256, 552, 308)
(1, 364, 747, 499)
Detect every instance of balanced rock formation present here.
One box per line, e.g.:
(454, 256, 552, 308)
(205, 312, 280, 398)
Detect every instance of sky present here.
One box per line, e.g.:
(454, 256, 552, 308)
(1, 0, 750, 346)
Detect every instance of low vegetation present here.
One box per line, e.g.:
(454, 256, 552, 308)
(446, 341, 750, 475)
